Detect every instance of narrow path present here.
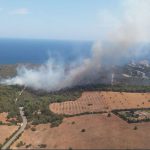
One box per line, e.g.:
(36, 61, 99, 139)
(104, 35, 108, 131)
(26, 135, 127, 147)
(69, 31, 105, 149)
(1, 88, 27, 150)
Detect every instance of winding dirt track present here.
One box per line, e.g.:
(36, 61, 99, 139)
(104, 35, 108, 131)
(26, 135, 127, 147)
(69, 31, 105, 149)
(50, 91, 150, 115)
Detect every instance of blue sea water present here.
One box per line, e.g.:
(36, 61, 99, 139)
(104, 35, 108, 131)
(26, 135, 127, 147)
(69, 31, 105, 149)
(0, 38, 92, 64)
(0, 38, 150, 65)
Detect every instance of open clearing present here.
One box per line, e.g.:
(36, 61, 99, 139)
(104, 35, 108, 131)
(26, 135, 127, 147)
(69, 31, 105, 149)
(0, 125, 18, 145)
(0, 113, 18, 145)
(50, 91, 150, 115)
(11, 113, 150, 149)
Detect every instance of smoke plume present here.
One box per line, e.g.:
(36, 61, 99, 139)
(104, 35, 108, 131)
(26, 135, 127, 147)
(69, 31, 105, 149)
(1, 0, 150, 91)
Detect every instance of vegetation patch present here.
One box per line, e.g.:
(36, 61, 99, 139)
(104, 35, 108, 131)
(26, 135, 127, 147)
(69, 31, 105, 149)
(68, 147, 73, 150)
(0, 84, 81, 126)
(71, 121, 75, 125)
(64, 111, 107, 118)
(16, 88, 81, 126)
(81, 129, 86, 132)
(0, 85, 21, 122)
(70, 84, 150, 93)
(25, 144, 32, 148)
(112, 108, 150, 123)
(31, 127, 36, 131)
(38, 144, 47, 148)
(16, 141, 25, 147)
(107, 113, 111, 117)
(134, 126, 138, 130)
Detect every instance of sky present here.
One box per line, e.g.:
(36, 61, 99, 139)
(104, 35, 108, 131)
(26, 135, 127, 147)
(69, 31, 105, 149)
(0, 0, 122, 41)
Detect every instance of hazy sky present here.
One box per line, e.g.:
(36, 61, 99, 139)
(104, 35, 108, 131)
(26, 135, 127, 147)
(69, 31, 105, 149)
(0, 0, 122, 40)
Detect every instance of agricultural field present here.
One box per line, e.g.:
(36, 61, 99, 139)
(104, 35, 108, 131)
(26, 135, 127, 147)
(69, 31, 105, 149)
(50, 91, 150, 115)
(11, 113, 150, 149)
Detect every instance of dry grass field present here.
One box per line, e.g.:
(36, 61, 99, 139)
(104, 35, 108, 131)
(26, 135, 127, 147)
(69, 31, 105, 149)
(0, 125, 18, 145)
(0, 113, 18, 145)
(50, 91, 150, 115)
(10, 91, 150, 149)
(11, 113, 150, 149)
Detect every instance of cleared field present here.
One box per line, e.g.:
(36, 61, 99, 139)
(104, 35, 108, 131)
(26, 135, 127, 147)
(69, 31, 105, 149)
(11, 114, 150, 149)
(50, 91, 150, 115)
(0, 112, 19, 145)
(0, 125, 18, 145)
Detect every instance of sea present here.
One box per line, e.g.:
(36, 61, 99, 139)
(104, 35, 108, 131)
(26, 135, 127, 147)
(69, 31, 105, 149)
(0, 38, 92, 64)
(0, 38, 150, 65)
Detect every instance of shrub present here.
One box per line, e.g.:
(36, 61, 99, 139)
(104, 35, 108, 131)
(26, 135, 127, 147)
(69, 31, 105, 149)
(134, 126, 138, 130)
(50, 119, 63, 128)
(38, 144, 47, 148)
(26, 144, 32, 148)
(107, 113, 111, 117)
(9, 119, 17, 125)
(16, 141, 25, 147)
(72, 121, 75, 125)
(31, 127, 36, 131)
(81, 129, 86, 132)
(87, 103, 93, 106)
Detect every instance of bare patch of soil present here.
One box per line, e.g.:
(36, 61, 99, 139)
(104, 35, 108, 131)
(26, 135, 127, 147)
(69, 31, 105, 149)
(11, 114, 150, 149)
(0, 125, 18, 145)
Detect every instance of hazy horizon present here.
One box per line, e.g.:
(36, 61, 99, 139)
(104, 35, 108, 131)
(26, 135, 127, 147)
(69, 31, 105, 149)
(0, 0, 122, 41)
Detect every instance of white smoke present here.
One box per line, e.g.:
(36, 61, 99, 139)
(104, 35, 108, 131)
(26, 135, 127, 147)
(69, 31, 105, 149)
(1, 0, 150, 91)
(0, 50, 101, 91)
